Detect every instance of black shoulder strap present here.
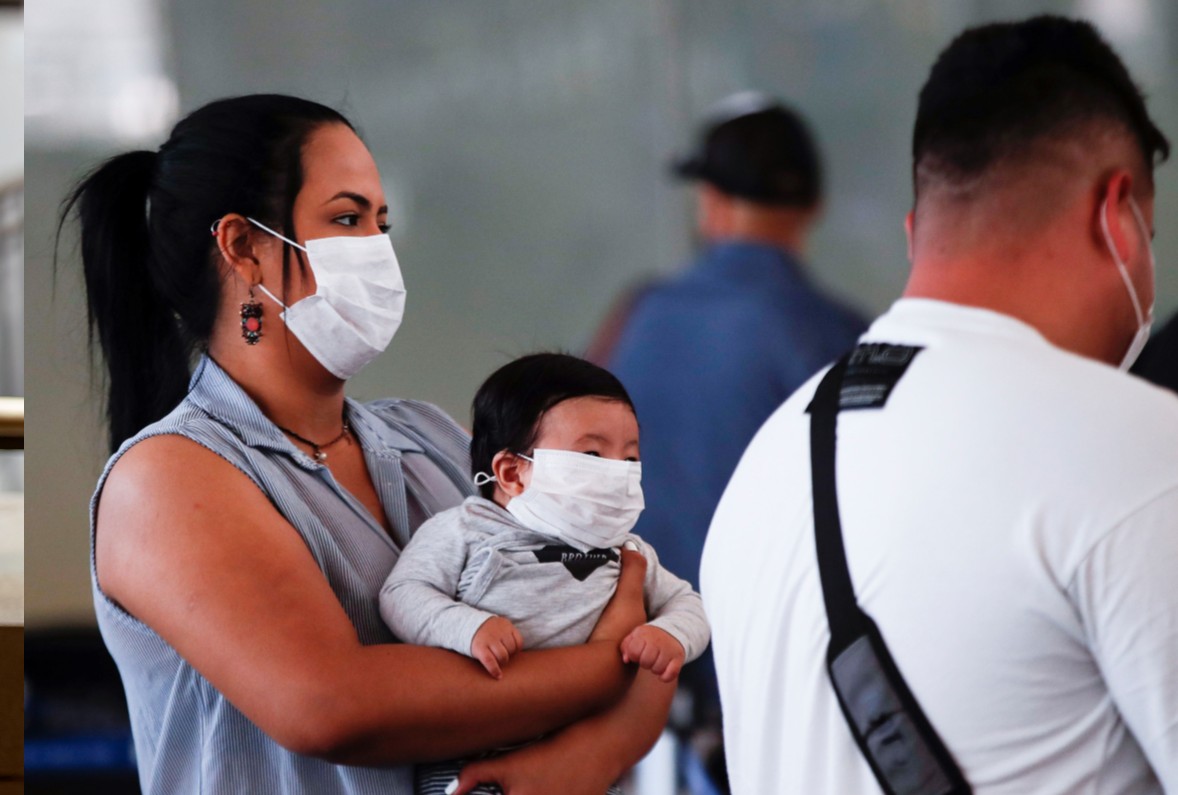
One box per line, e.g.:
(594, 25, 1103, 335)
(808, 354, 868, 654)
(807, 346, 972, 795)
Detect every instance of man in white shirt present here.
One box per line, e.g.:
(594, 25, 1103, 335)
(701, 15, 1178, 795)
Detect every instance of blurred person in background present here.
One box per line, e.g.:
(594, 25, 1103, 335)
(591, 94, 867, 744)
(703, 16, 1178, 794)
(63, 93, 673, 795)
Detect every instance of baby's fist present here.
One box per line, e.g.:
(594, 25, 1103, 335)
(620, 624, 685, 683)
(471, 616, 523, 679)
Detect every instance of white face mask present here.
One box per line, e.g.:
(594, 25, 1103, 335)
(1100, 197, 1155, 371)
(247, 217, 407, 380)
(504, 449, 644, 551)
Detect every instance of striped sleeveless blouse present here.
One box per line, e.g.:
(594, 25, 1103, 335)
(90, 356, 474, 794)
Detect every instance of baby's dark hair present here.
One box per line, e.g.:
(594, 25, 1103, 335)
(471, 353, 635, 498)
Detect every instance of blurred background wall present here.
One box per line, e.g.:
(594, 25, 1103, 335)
(25, 0, 1178, 627)
(0, 3, 20, 628)
(0, 11, 16, 187)
(0, 5, 21, 503)
(0, 3, 22, 786)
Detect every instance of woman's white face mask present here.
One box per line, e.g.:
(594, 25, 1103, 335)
(502, 449, 644, 551)
(248, 217, 407, 380)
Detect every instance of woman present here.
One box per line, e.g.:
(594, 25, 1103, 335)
(65, 94, 672, 794)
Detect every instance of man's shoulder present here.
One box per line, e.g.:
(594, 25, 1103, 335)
(1018, 338, 1178, 434)
(621, 262, 865, 355)
(1061, 359, 1178, 480)
(749, 336, 1178, 460)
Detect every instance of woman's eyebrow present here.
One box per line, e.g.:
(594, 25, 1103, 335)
(324, 191, 389, 214)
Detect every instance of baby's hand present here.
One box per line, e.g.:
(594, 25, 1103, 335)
(471, 616, 524, 679)
(620, 624, 685, 683)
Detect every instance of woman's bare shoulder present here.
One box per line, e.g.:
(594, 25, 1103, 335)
(95, 433, 274, 597)
(100, 432, 256, 518)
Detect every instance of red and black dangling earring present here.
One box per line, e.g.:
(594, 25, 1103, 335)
(241, 287, 263, 345)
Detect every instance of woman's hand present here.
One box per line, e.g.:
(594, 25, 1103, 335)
(590, 547, 648, 644)
(449, 547, 662, 794)
(449, 734, 619, 795)
(449, 667, 678, 795)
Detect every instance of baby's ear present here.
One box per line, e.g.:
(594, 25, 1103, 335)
(491, 450, 529, 498)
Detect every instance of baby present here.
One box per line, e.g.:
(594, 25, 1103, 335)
(380, 352, 710, 795)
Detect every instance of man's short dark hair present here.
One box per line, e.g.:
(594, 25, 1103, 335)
(914, 15, 1169, 192)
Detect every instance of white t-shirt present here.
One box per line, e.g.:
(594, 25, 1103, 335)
(701, 299, 1178, 795)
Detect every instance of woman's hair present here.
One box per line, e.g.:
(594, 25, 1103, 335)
(59, 94, 354, 453)
(471, 353, 636, 499)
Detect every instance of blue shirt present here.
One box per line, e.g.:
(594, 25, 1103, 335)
(608, 242, 867, 592)
(90, 356, 474, 794)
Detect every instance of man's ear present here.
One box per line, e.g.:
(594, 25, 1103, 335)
(904, 210, 915, 263)
(1095, 171, 1141, 264)
(491, 450, 530, 498)
(212, 214, 264, 287)
(697, 183, 733, 240)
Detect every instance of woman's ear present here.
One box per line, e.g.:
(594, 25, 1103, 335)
(213, 214, 264, 287)
(491, 450, 530, 498)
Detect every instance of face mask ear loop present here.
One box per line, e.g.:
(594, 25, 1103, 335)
(246, 217, 309, 253)
(509, 453, 534, 494)
(475, 453, 531, 490)
(1100, 198, 1146, 327)
(254, 282, 290, 312)
(1127, 198, 1155, 323)
(246, 217, 306, 313)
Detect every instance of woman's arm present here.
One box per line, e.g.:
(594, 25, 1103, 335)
(96, 435, 645, 765)
(452, 669, 677, 795)
(450, 543, 698, 794)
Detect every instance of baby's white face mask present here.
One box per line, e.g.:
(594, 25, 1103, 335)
(498, 449, 644, 551)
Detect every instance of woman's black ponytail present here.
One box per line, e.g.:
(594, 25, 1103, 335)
(59, 94, 354, 453)
(63, 150, 192, 454)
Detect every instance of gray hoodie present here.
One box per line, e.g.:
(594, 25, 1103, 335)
(380, 496, 709, 661)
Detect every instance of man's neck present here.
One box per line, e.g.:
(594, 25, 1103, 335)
(702, 201, 814, 255)
(903, 261, 1126, 366)
(702, 232, 805, 256)
(704, 228, 804, 257)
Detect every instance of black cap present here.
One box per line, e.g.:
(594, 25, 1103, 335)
(673, 93, 822, 207)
